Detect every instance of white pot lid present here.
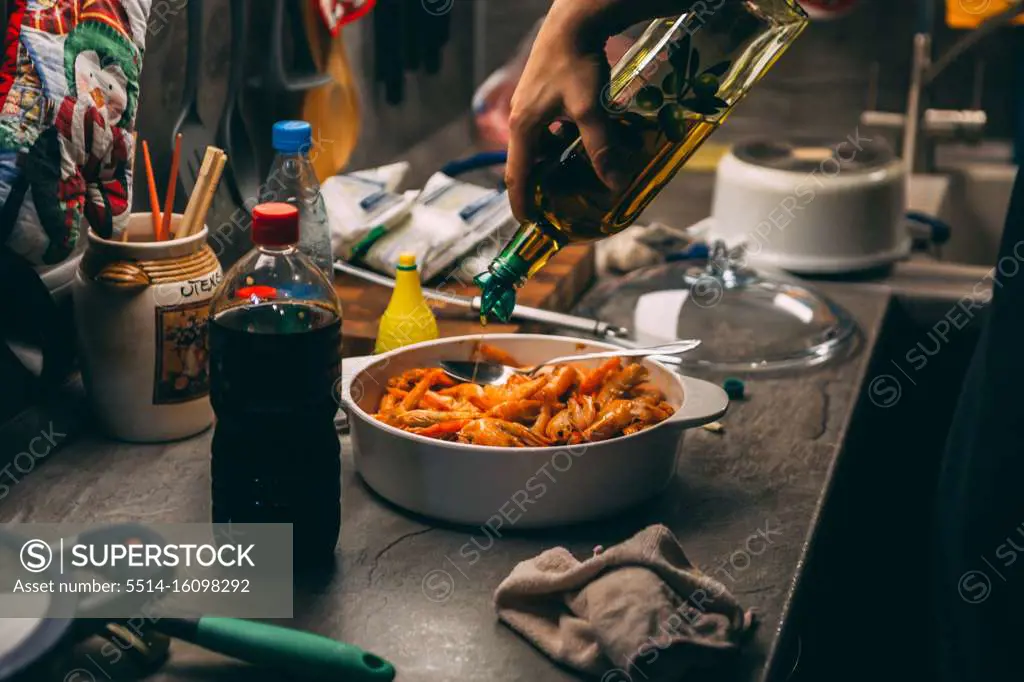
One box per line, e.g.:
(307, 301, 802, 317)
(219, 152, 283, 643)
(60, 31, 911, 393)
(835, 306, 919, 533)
(575, 242, 859, 374)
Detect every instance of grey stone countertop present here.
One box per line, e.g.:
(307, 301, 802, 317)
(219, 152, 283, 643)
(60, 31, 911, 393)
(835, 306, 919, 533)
(0, 283, 891, 682)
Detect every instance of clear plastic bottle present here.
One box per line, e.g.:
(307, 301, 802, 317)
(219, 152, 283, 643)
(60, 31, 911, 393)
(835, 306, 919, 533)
(266, 120, 333, 276)
(208, 202, 342, 570)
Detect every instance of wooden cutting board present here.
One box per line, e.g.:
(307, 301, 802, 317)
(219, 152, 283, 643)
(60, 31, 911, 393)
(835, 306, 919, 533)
(336, 243, 596, 356)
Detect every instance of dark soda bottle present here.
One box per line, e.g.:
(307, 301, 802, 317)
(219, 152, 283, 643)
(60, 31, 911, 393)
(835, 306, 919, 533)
(208, 202, 342, 570)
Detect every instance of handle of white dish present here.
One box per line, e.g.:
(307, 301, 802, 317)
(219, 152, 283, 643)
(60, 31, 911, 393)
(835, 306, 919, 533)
(339, 354, 379, 406)
(667, 376, 729, 429)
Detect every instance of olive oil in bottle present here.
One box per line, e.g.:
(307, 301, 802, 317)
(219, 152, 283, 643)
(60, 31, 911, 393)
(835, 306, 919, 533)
(475, 0, 809, 322)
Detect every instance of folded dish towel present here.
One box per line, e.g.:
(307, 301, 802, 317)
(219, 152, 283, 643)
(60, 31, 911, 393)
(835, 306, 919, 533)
(494, 525, 755, 682)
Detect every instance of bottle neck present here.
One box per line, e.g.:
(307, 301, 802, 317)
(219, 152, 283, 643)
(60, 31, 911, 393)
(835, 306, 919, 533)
(273, 149, 309, 160)
(391, 265, 427, 306)
(492, 221, 567, 284)
(474, 221, 567, 322)
(257, 244, 299, 255)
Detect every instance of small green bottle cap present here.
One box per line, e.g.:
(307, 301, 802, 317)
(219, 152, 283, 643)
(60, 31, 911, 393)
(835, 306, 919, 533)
(723, 377, 745, 400)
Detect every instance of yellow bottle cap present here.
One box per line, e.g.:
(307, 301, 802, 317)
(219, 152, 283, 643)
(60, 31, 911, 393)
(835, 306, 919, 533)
(397, 253, 417, 270)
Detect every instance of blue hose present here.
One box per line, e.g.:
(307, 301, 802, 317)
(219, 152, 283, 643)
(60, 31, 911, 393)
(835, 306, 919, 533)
(906, 210, 952, 245)
(439, 151, 509, 179)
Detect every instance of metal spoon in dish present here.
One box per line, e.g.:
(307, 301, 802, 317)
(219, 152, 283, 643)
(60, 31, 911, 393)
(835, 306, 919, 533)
(440, 340, 702, 386)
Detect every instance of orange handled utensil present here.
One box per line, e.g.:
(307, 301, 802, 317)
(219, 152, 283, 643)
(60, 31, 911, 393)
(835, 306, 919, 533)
(141, 140, 161, 240)
(161, 133, 182, 241)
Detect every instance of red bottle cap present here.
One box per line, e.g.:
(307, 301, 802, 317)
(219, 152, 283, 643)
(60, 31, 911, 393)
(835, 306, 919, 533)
(252, 203, 299, 246)
(236, 286, 278, 300)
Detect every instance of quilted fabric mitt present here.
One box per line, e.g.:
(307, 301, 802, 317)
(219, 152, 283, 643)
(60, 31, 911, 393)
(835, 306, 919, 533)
(0, 0, 150, 266)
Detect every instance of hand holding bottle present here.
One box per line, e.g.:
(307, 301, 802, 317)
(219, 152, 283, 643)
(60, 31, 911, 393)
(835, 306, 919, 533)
(482, 0, 808, 323)
(504, 0, 701, 222)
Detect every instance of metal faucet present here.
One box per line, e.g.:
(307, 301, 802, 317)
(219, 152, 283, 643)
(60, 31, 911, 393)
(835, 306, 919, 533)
(860, 1, 1024, 175)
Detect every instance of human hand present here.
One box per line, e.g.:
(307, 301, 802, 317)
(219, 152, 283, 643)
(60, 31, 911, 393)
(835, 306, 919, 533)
(504, 0, 630, 222)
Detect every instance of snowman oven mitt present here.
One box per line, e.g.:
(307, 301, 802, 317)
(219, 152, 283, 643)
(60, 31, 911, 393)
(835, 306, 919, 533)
(0, 0, 151, 267)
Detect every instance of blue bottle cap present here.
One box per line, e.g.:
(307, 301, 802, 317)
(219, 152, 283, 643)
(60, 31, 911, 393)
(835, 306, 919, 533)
(272, 121, 312, 153)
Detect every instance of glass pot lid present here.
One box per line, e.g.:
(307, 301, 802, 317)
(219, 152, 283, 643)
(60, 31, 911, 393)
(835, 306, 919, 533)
(574, 242, 860, 374)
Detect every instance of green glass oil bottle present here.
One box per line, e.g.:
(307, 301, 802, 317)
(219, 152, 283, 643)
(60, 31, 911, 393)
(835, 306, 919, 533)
(475, 0, 809, 321)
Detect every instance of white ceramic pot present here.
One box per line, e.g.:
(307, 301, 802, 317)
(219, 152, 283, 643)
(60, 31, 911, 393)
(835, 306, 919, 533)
(340, 334, 728, 527)
(73, 213, 222, 442)
(706, 137, 910, 274)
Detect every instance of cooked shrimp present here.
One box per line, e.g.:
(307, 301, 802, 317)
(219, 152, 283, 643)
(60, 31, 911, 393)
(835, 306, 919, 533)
(501, 375, 548, 401)
(458, 419, 522, 447)
(473, 343, 521, 367)
(440, 383, 484, 399)
(546, 408, 575, 442)
(387, 368, 425, 391)
(389, 410, 480, 428)
(375, 356, 675, 447)
(632, 383, 663, 401)
(579, 358, 622, 395)
(400, 370, 445, 411)
(541, 365, 579, 401)
(584, 398, 673, 441)
(487, 400, 543, 423)
(568, 395, 598, 432)
(491, 420, 552, 447)
(596, 363, 648, 406)
(411, 420, 471, 439)
(379, 392, 400, 415)
(421, 391, 455, 411)
(533, 403, 553, 436)
(440, 383, 491, 410)
(583, 400, 635, 442)
(631, 400, 673, 425)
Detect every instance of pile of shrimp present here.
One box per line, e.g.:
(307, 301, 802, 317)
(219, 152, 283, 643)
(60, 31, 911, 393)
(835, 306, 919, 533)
(373, 343, 676, 448)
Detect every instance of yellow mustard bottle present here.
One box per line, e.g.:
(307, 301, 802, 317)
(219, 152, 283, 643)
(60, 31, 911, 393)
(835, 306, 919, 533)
(374, 253, 440, 354)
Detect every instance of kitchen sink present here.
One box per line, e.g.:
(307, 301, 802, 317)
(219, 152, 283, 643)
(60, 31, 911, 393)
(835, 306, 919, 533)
(910, 157, 1017, 268)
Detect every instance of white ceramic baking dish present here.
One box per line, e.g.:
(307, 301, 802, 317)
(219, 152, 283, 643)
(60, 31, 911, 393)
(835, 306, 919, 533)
(339, 334, 728, 527)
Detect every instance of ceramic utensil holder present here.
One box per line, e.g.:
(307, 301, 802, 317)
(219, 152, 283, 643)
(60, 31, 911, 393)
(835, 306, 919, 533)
(73, 213, 223, 442)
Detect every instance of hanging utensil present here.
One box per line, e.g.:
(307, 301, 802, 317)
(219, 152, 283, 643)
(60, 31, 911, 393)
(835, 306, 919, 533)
(374, 0, 404, 105)
(248, 0, 332, 92)
(301, 0, 362, 181)
(316, 0, 376, 35)
(217, 0, 260, 207)
(174, 0, 218, 197)
(421, 0, 450, 74)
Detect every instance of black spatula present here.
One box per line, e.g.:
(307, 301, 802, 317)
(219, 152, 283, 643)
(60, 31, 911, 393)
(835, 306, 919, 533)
(217, 0, 259, 208)
(247, 0, 332, 92)
(173, 0, 217, 198)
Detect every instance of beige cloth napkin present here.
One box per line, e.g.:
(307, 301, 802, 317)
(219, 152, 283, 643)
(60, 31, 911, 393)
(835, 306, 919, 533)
(494, 525, 755, 681)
